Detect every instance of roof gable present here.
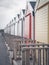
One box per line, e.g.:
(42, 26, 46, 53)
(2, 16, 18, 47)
(30, 2, 36, 9)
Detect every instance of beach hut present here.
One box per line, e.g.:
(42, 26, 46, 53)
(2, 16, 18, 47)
(24, 1, 36, 42)
(35, 0, 49, 43)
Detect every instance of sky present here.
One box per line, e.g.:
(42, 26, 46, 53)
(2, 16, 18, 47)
(0, 0, 36, 29)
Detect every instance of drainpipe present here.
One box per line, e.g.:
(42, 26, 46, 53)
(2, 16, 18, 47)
(14, 23, 15, 35)
(17, 21, 19, 36)
(21, 16, 23, 38)
(32, 10, 35, 43)
(14, 17, 16, 35)
(17, 14, 20, 36)
(10, 21, 11, 34)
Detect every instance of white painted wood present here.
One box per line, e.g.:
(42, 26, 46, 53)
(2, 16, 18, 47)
(15, 23, 17, 35)
(18, 20, 22, 36)
(11, 25, 15, 35)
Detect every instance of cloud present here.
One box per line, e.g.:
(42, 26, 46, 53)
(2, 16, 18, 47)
(0, 0, 26, 9)
(0, 0, 36, 29)
(0, 0, 18, 9)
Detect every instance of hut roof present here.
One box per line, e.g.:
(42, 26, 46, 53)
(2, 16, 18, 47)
(30, 1, 36, 9)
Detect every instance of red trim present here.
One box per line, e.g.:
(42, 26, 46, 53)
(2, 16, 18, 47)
(25, 13, 31, 17)
(29, 14, 31, 39)
(34, 15, 35, 43)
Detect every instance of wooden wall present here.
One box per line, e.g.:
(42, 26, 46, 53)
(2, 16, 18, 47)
(35, 4, 49, 43)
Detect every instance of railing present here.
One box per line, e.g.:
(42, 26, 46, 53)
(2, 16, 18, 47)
(21, 43, 49, 65)
(3, 33, 49, 65)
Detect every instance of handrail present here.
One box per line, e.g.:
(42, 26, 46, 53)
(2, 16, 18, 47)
(22, 47, 49, 51)
(20, 43, 49, 47)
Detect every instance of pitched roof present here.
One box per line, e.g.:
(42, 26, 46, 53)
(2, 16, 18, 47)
(30, 1, 36, 9)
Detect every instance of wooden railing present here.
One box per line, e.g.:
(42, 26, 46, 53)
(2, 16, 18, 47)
(21, 43, 49, 65)
(3, 33, 49, 65)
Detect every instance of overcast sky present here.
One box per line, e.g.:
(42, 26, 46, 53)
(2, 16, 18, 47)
(0, 0, 36, 29)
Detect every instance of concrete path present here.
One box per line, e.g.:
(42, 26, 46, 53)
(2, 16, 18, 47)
(0, 33, 12, 65)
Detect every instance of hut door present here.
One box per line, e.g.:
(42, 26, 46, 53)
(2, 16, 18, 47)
(24, 13, 31, 39)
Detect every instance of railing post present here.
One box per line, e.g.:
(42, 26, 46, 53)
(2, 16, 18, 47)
(25, 49, 30, 65)
(22, 48, 30, 65)
(46, 47, 49, 65)
(43, 45, 44, 65)
(22, 49, 26, 65)
(13, 42, 17, 60)
(33, 49, 35, 65)
(46, 48, 48, 65)
(38, 49, 41, 65)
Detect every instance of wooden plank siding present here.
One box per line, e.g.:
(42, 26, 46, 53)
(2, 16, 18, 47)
(35, 3, 49, 43)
